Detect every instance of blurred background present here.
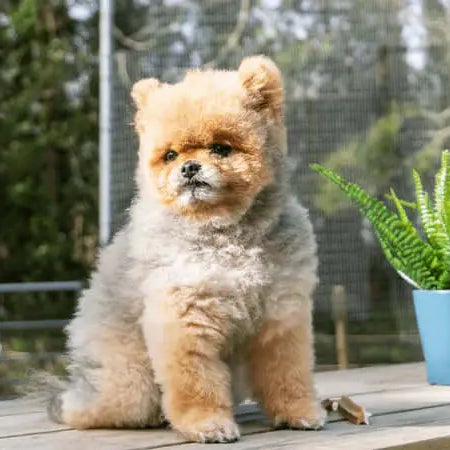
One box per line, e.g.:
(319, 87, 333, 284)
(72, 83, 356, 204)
(1, 0, 449, 397)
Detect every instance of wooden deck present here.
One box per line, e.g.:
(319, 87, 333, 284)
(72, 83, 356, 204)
(2, 363, 450, 449)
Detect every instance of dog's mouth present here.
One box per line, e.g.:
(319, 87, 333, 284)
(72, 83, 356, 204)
(184, 179, 211, 189)
(177, 177, 219, 205)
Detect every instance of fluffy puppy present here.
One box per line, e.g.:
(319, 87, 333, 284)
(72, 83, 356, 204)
(47, 56, 325, 443)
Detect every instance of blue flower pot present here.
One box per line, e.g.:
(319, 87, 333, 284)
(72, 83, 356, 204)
(413, 290, 450, 385)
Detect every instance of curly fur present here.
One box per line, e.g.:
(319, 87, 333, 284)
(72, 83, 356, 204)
(46, 56, 325, 443)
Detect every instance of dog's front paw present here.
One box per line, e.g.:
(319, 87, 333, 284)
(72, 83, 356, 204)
(176, 412, 240, 443)
(273, 399, 326, 431)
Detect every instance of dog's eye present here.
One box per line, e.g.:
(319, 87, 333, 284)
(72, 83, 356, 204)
(210, 143, 232, 157)
(164, 150, 178, 162)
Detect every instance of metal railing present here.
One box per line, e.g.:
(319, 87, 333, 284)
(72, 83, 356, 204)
(0, 281, 82, 331)
(0, 281, 82, 394)
(0, 281, 83, 294)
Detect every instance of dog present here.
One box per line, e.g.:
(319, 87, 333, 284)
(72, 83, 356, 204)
(47, 56, 325, 443)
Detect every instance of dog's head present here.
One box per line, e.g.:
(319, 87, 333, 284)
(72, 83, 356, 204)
(132, 56, 286, 225)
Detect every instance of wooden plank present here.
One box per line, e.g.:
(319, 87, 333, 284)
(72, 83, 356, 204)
(0, 363, 428, 419)
(0, 421, 270, 450)
(343, 385, 450, 416)
(2, 363, 448, 450)
(0, 412, 69, 438)
(169, 405, 450, 450)
(0, 428, 184, 450)
(316, 363, 428, 399)
(0, 399, 43, 417)
(0, 403, 265, 438)
(382, 436, 450, 450)
(2, 390, 450, 449)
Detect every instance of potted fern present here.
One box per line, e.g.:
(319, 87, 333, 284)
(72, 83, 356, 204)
(312, 150, 450, 385)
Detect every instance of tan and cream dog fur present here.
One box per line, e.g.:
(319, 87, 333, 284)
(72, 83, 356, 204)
(48, 56, 325, 443)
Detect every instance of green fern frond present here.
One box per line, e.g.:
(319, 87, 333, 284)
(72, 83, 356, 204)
(385, 194, 417, 210)
(435, 150, 450, 236)
(413, 170, 435, 240)
(374, 227, 440, 290)
(311, 163, 449, 290)
(372, 214, 443, 289)
(388, 188, 413, 225)
(414, 166, 450, 265)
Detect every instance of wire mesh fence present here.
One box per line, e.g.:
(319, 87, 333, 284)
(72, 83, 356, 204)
(110, 0, 450, 339)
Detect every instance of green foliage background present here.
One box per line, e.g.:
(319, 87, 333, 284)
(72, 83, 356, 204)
(0, 1, 100, 394)
(0, 0, 98, 320)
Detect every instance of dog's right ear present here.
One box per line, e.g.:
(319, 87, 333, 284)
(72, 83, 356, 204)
(131, 78, 162, 109)
(239, 56, 284, 120)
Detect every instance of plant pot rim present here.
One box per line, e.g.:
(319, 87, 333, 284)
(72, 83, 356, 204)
(414, 289, 450, 294)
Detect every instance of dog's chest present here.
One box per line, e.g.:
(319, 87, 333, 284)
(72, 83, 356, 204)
(137, 240, 271, 368)
(137, 237, 270, 326)
(161, 241, 266, 290)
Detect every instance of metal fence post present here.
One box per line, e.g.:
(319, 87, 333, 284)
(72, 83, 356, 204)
(99, 0, 114, 246)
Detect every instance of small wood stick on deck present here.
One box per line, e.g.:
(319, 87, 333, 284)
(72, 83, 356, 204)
(337, 396, 371, 424)
(322, 396, 371, 425)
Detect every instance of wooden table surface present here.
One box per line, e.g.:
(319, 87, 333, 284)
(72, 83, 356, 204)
(2, 363, 450, 450)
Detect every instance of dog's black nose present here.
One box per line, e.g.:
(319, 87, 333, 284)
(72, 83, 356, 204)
(181, 160, 201, 179)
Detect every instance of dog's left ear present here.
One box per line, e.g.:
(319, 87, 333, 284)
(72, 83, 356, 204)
(238, 56, 284, 119)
